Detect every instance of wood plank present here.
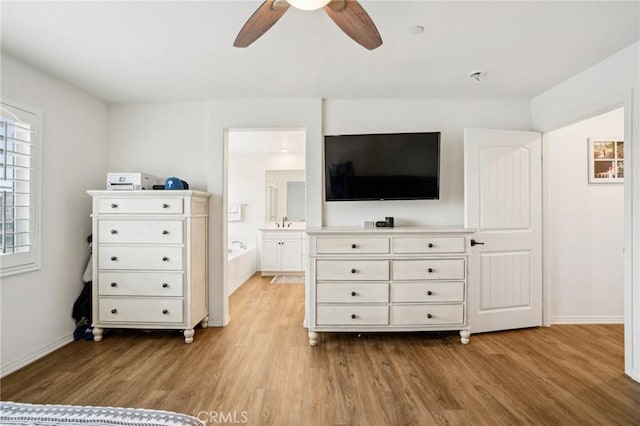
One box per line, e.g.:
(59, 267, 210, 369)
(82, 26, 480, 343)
(2, 273, 639, 424)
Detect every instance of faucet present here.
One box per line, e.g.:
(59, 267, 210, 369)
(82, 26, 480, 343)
(231, 241, 247, 250)
(282, 216, 287, 228)
(274, 222, 280, 227)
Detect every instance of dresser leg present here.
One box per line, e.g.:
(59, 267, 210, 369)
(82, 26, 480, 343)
(93, 327, 103, 342)
(184, 329, 195, 344)
(200, 315, 209, 329)
(459, 328, 471, 344)
(308, 331, 318, 346)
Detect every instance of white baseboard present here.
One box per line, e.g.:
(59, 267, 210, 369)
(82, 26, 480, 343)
(207, 314, 229, 327)
(1, 333, 74, 378)
(550, 315, 624, 324)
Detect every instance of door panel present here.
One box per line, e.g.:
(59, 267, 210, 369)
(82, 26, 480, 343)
(281, 240, 302, 271)
(479, 251, 531, 310)
(465, 128, 542, 334)
(261, 240, 281, 271)
(479, 146, 531, 230)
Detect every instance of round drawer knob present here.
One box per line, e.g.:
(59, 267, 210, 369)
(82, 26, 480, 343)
(162, 230, 169, 235)
(110, 229, 118, 235)
(162, 257, 169, 262)
(427, 314, 433, 319)
(110, 282, 117, 287)
(428, 268, 434, 273)
(111, 309, 117, 314)
(351, 244, 357, 249)
(351, 269, 356, 274)
(427, 290, 433, 296)
(162, 203, 169, 209)
(162, 283, 169, 288)
(428, 243, 434, 248)
(351, 314, 357, 319)
(110, 256, 117, 261)
(162, 309, 169, 315)
(351, 291, 357, 297)
(110, 203, 118, 208)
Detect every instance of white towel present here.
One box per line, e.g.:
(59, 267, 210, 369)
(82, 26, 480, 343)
(228, 204, 242, 221)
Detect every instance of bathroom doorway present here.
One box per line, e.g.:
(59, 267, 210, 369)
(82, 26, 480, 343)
(226, 128, 306, 296)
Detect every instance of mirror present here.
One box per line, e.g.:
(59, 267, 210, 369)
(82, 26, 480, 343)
(265, 170, 305, 222)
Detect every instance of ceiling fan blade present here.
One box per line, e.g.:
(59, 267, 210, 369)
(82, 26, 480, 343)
(234, 0, 291, 48)
(323, 0, 382, 50)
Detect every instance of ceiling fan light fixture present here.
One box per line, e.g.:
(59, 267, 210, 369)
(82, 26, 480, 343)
(287, 0, 331, 11)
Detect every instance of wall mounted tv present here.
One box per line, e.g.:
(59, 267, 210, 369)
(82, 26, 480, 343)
(324, 132, 440, 201)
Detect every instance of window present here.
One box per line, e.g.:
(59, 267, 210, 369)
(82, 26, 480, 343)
(0, 101, 41, 277)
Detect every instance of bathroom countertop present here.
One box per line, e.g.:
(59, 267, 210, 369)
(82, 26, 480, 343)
(260, 226, 306, 231)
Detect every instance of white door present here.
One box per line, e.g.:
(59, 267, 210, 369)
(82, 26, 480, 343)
(464, 128, 542, 334)
(281, 240, 302, 271)
(261, 240, 281, 272)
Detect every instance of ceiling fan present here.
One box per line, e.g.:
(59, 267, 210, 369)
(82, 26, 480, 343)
(234, 0, 383, 50)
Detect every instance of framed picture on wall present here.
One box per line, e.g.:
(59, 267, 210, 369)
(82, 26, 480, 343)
(588, 138, 624, 184)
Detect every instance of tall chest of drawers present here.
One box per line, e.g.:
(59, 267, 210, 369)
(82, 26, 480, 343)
(307, 227, 475, 346)
(88, 190, 210, 343)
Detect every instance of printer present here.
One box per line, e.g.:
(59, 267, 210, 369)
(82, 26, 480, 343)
(106, 172, 158, 190)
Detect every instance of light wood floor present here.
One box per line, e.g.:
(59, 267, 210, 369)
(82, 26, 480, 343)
(2, 273, 639, 425)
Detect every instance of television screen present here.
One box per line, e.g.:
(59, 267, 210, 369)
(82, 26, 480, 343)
(324, 132, 440, 201)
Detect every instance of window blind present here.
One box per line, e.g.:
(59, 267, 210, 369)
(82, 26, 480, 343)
(0, 100, 40, 277)
(0, 117, 34, 255)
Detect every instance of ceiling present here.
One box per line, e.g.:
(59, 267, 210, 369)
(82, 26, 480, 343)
(1, 1, 639, 104)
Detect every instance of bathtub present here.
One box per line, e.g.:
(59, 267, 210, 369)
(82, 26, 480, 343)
(227, 239, 257, 295)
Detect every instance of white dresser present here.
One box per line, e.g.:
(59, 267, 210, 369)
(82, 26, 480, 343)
(260, 229, 305, 275)
(307, 227, 475, 345)
(88, 190, 210, 343)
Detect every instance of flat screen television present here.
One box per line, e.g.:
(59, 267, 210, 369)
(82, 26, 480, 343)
(324, 132, 440, 201)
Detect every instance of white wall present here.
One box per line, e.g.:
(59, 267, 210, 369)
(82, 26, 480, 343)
(228, 151, 305, 268)
(323, 99, 532, 226)
(107, 98, 529, 327)
(546, 108, 624, 323)
(0, 53, 108, 376)
(106, 99, 323, 327)
(228, 152, 305, 239)
(107, 102, 209, 190)
(105, 98, 530, 326)
(531, 41, 639, 381)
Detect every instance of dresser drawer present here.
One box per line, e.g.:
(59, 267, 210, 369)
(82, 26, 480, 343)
(99, 246, 183, 270)
(98, 197, 184, 214)
(392, 282, 464, 303)
(392, 259, 465, 280)
(317, 305, 389, 326)
(98, 272, 183, 297)
(317, 283, 389, 303)
(392, 304, 464, 326)
(99, 220, 184, 244)
(316, 237, 390, 254)
(394, 236, 465, 254)
(316, 260, 389, 281)
(98, 297, 184, 323)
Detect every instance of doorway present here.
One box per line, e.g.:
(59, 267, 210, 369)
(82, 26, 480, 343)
(225, 128, 306, 306)
(543, 108, 625, 325)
